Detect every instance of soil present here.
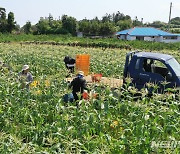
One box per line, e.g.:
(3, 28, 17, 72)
(66, 75, 123, 88)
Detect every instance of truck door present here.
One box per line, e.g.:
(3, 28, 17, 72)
(128, 57, 147, 89)
(138, 58, 175, 90)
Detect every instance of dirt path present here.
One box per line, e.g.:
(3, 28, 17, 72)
(66, 75, 123, 88)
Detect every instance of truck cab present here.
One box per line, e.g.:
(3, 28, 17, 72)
(124, 51, 180, 91)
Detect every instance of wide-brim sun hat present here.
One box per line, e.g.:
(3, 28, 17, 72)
(22, 65, 29, 71)
(77, 71, 84, 76)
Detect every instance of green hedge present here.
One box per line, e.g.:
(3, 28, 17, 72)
(0, 34, 180, 51)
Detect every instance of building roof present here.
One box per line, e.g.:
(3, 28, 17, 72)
(116, 27, 179, 37)
(135, 52, 173, 61)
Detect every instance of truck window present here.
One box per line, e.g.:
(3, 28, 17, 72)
(167, 58, 180, 77)
(143, 59, 171, 79)
(135, 59, 140, 69)
(143, 58, 153, 72)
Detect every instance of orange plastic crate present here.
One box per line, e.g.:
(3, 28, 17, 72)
(76, 54, 90, 76)
(91, 74, 102, 82)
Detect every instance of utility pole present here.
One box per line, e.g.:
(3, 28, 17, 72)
(168, 2, 172, 31)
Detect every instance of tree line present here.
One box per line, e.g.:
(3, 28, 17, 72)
(22, 12, 141, 36)
(1, 7, 180, 36)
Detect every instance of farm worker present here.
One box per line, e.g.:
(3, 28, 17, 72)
(64, 56, 76, 74)
(69, 71, 89, 105)
(18, 65, 33, 89)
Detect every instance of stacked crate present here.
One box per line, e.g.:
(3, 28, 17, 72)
(76, 54, 90, 76)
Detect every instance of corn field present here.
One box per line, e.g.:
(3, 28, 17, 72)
(0, 43, 179, 153)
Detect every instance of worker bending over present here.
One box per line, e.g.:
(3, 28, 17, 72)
(69, 71, 89, 105)
(64, 56, 76, 73)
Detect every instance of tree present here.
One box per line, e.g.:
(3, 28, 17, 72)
(0, 7, 6, 16)
(14, 24, 20, 33)
(133, 16, 143, 27)
(35, 17, 51, 34)
(146, 21, 167, 28)
(23, 21, 32, 34)
(78, 19, 91, 36)
(99, 22, 116, 36)
(170, 17, 180, 25)
(48, 13, 53, 26)
(0, 7, 7, 33)
(49, 20, 63, 34)
(117, 19, 132, 31)
(7, 12, 16, 33)
(93, 16, 100, 22)
(62, 15, 77, 35)
(113, 11, 129, 23)
(90, 21, 101, 36)
(102, 13, 112, 23)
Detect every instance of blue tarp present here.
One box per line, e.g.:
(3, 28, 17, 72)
(63, 93, 74, 103)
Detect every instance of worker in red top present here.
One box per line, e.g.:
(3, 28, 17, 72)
(69, 71, 89, 105)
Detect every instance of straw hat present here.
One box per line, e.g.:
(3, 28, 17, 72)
(22, 65, 29, 71)
(77, 71, 84, 76)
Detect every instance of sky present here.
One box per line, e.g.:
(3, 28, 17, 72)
(1, 0, 180, 27)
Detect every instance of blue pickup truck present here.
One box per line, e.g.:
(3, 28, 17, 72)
(123, 51, 180, 91)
